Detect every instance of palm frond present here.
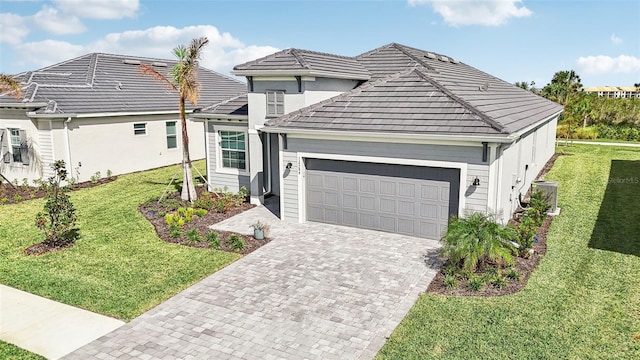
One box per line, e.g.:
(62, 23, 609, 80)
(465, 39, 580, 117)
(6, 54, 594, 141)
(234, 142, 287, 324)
(0, 73, 23, 100)
(138, 64, 177, 92)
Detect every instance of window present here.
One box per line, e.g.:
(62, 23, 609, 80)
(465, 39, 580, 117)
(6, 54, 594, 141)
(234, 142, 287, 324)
(166, 121, 177, 149)
(9, 129, 22, 163)
(266, 90, 284, 117)
(219, 131, 246, 170)
(134, 123, 146, 136)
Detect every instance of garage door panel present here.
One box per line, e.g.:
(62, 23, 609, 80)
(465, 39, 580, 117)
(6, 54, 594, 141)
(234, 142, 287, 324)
(398, 183, 416, 197)
(359, 179, 376, 193)
(359, 196, 376, 211)
(380, 198, 396, 213)
(305, 159, 458, 239)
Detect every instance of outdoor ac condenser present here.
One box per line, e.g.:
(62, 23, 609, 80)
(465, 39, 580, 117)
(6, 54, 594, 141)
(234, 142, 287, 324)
(531, 181, 558, 214)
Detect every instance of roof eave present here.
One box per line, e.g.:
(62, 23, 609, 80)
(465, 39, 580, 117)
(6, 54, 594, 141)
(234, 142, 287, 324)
(261, 127, 513, 143)
(0, 102, 49, 109)
(190, 113, 248, 121)
(231, 69, 370, 81)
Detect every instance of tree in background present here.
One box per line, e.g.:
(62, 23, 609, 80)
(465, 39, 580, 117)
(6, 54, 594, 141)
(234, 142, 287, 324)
(541, 70, 582, 105)
(515, 80, 538, 94)
(139, 37, 209, 202)
(0, 74, 23, 99)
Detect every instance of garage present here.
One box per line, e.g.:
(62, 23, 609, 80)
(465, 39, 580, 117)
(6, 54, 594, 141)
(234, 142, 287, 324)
(305, 159, 460, 238)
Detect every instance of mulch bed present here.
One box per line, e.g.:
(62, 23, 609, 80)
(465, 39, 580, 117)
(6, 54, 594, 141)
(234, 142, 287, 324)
(139, 187, 268, 255)
(427, 152, 564, 296)
(0, 177, 116, 205)
(23, 241, 74, 256)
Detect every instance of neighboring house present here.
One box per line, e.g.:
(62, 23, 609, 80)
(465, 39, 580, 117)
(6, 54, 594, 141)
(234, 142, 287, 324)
(0, 53, 245, 183)
(583, 86, 640, 98)
(193, 43, 563, 238)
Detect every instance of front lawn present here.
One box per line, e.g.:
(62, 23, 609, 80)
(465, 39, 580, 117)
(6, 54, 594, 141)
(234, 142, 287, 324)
(377, 144, 640, 359)
(0, 341, 44, 360)
(0, 161, 240, 321)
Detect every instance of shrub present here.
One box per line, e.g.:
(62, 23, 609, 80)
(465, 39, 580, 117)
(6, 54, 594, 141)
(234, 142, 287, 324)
(444, 275, 458, 289)
(13, 194, 22, 202)
(491, 276, 508, 289)
(90, 171, 101, 184)
(205, 231, 220, 248)
(505, 268, 521, 281)
(34, 160, 79, 246)
(195, 208, 207, 217)
(227, 234, 245, 251)
(516, 215, 537, 256)
(1, 198, 8, 204)
(185, 229, 202, 243)
(106, 169, 113, 178)
(528, 191, 551, 226)
(467, 276, 485, 291)
(441, 212, 517, 271)
(168, 223, 182, 238)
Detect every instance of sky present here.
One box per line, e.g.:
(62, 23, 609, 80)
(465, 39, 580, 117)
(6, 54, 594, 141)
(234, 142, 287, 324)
(0, 0, 639, 87)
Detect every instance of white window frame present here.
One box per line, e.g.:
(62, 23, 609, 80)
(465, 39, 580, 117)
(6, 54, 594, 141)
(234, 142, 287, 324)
(266, 90, 285, 117)
(8, 128, 23, 163)
(215, 125, 249, 176)
(134, 123, 147, 136)
(166, 121, 177, 149)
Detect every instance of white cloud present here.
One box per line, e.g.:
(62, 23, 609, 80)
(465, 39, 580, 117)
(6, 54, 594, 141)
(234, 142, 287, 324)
(409, 0, 532, 26)
(10, 25, 279, 76)
(0, 13, 30, 44)
(610, 33, 623, 45)
(13, 39, 85, 68)
(577, 55, 640, 75)
(33, 6, 85, 34)
(52, 0, 139, 19)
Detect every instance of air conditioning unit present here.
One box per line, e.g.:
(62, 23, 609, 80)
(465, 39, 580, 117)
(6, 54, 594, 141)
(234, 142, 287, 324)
(531, 181, 558, 214)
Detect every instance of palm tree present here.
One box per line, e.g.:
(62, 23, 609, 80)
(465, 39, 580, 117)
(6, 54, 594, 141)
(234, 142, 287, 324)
(0, 73, 23, 100)
(139, 37, 209, 202)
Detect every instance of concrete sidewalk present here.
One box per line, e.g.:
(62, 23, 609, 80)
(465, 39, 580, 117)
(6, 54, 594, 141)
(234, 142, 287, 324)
(0, 285, 124, 359)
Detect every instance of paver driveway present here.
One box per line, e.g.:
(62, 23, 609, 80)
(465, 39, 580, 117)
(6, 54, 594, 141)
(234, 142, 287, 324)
(66, 206, 441, 360)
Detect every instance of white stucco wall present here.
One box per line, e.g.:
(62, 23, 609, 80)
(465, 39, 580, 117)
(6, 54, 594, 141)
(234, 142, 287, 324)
(66, 114, 205, 182)
(0, 111, 42, 183)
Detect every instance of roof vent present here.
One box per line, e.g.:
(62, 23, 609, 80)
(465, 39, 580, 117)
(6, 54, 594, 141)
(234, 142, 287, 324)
(425, 52, 437, 59)
(479, 82, 490, 92)
(439, 56, 449, 62)
(152, 62, 168, 67)
(451, 58, 460, 64)
(115, 81, 123, 90)
(123, 59, 141, 65)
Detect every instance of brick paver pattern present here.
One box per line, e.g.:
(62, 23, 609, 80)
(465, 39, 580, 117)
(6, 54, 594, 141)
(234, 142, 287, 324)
(65, 207, 440, 359)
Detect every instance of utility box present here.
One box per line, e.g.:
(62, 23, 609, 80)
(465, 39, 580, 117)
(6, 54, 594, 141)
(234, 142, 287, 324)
(532, 181, 558, 214)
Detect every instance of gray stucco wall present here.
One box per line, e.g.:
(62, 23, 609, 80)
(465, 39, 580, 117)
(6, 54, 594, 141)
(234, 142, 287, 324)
(206, 121, 250, 193)
(281, 137, 490, 222)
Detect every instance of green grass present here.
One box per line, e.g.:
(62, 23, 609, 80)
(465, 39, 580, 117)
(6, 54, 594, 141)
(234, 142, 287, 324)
(557, 137, 640, 144)
(377, 145, 640, 359)
(0, 341, 44, 360)
(0, 161, 240, 321)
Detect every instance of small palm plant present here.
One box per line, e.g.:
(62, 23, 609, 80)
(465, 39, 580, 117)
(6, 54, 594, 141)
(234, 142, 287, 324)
(441, 212, 517, 271)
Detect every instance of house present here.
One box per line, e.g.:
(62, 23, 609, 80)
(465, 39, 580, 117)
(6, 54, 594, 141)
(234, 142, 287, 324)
(0, 53, 245, 183)
(583, 86, 640, 98)
(192, 43, 563, 238)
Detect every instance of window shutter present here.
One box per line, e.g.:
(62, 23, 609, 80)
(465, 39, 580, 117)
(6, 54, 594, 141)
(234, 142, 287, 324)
(0, 129, 10, 164)
(19, 130, 29, 166)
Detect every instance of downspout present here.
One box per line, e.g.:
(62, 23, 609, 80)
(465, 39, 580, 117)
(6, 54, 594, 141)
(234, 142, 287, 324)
(64, 117, 74, 179)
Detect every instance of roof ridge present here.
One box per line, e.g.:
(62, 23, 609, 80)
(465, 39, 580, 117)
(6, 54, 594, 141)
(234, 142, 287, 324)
(412, 68, 507, 133)
(391, 43, 437, 72)
(233, 48, 291, 70)
(289, 49, 310, 69)
(291, 48, 358, 60)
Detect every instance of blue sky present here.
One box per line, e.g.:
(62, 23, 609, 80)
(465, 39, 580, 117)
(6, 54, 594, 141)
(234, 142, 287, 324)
(1, 0, 638, 87)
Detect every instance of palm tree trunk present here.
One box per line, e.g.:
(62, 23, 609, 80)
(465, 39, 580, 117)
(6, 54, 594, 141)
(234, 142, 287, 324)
(179, 97, 197, 202)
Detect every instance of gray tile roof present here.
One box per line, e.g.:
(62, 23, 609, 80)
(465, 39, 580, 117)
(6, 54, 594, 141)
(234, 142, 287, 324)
(0, 53, 246, 115)
(233, 48, 371, 80)
(266, 43, 563, 135)
(201, 94, 248, 118)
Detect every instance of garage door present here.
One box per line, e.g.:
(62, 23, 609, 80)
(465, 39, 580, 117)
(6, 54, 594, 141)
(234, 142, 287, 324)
(306, 159, 459, 238)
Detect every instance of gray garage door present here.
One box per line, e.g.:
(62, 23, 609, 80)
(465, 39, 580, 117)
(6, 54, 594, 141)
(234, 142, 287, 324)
(306, 159, 459, 239)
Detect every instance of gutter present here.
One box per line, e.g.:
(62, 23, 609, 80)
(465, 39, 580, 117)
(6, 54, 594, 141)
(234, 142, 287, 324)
(260, 127, 516, 144)
(0, 102, 49, 109)
(190, 113, 248, 122)
(508, 110, 563, 140)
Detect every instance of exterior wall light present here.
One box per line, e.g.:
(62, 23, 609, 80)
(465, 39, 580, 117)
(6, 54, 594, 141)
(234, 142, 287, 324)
(472, 177, 480, 186)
